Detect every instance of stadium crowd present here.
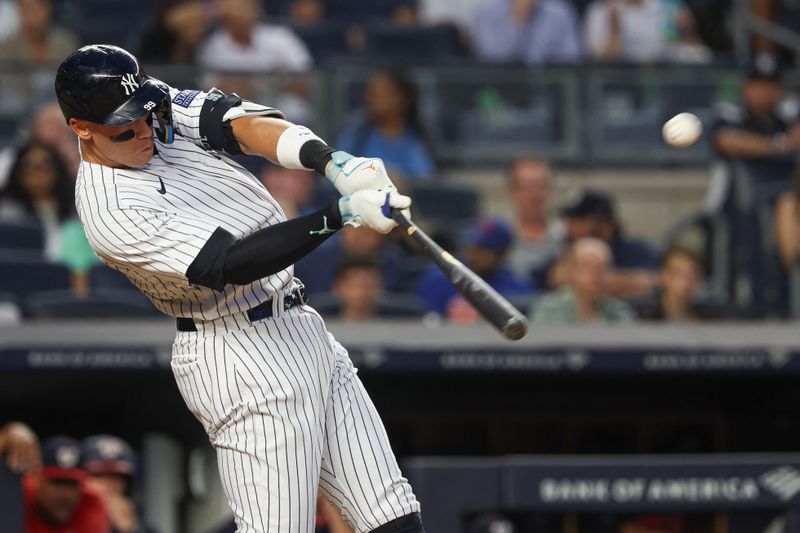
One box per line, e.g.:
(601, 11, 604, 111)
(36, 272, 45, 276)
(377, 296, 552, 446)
(0, 0, 798, 325)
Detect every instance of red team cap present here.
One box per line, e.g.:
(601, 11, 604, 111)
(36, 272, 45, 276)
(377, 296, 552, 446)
(40, 436, 87, 481)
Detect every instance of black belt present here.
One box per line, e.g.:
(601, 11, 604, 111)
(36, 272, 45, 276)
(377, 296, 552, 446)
(177, 289, 307, 332)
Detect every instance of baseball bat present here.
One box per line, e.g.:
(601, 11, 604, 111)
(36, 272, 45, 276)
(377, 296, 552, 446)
(391, 209, 529, 341)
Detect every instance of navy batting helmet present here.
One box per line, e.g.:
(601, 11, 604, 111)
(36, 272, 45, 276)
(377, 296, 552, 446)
(54, 44, 174, 143)
(81, 434, 136, 476)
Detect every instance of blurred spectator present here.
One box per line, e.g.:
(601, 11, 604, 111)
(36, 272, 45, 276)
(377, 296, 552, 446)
(82, 435, 158, 533)
(197, 0, 312, 72)
(288, 0, 417, 24)
(138, 0, 210, 64)
(417, 217, 534, 320)
(531, 237, 636, 324)
(0, 0, 78, 66)
(584, 0, 665, 63)
(547, 189, 659, 298)
(418, 0, 483, 33)
(634, 247, 719, 321)
(29, 101, 80, 177)
(332, 255, 383, 321)
(662, 5, 712, 63)
(295, 226, 406, 294)
(470, 0, 583, 64)
(0, 101, 81, 190)
(714, 54, 800, 159)
(775, 185, 800, 271)
(505, 156, 565, 285)
(338, 69, 435, 182)
(0, 0, 20, 41)
(23, 436, 110, 532)
(259, 165, 316, 218)
(0, 140, 100, 295)
(0, 422, 41, 474)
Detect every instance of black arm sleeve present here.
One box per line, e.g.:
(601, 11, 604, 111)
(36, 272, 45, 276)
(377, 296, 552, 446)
(185, 201, 343, 290)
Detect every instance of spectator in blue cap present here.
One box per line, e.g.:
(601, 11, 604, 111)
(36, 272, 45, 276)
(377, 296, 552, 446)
(82, 434, 158, 533)
(23, 436, 110, 532)
(417, 217, 535, 321)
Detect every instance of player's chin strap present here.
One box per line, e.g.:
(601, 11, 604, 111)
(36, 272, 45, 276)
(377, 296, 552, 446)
(370, 512, 426, 533)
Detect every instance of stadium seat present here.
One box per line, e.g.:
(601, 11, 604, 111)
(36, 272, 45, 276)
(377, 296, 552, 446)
(24, 289, 159, 319)
(0, 258, 71, 300)
(59, 0, 159, 51)
(361, 24, 465, 63)
(291, 21, 351, 64)
(0, 220, 44, 251)
(410, 183, 480, 224)
(88, 264, 138, 292)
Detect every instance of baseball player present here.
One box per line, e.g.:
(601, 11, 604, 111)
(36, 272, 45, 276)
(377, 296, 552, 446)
(82, 435, 158, 533)
(54, 44, 422, 533)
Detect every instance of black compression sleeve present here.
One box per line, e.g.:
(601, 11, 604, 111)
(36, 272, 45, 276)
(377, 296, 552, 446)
(299, 140, 335, 175)
(222, 201, 342, 286)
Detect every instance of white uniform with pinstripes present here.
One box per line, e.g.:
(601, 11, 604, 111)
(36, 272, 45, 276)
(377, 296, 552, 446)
(75, 87, 420, 532)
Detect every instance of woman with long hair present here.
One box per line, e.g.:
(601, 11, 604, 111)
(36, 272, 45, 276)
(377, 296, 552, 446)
(338, 69, 436, 182)
(1, 140, 98, 294)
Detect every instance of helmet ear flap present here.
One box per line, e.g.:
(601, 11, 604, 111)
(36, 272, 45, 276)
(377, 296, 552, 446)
(155, 100, 174, 144)
(151, 80, 174, 144)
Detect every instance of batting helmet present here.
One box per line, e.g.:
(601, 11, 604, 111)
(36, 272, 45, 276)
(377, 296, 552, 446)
(54, 44, 174, 143)
(81, 434, 136, 476)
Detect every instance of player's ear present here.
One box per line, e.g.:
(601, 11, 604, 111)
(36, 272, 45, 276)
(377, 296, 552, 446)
(69, 118, 93, 141)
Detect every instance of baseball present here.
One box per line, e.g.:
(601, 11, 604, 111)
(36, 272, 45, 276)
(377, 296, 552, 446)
(662, 112, 702, 148)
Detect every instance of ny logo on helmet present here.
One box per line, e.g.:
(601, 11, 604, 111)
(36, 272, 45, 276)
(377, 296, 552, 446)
(120, 73, 139, 96)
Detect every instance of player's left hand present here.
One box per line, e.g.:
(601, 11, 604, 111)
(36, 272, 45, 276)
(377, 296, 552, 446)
(338, 190, 411, 234)
(325, 151, 397, 196)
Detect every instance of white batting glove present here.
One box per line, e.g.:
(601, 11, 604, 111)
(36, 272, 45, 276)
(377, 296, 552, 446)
(338, 190, 411, 234)
(325, 151, 396, 196)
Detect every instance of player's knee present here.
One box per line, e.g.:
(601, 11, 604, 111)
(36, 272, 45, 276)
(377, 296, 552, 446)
(369, 512, 425, 533)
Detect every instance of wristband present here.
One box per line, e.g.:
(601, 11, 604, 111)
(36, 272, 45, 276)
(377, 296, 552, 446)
(275, 125, 325, 170)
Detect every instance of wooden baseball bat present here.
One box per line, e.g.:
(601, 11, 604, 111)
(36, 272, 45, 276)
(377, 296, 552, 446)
(391, 209, 528, 341)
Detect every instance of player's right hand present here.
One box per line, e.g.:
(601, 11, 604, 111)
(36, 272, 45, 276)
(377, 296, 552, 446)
(325, 151, 397, 196)
(338, 190, 411, 234)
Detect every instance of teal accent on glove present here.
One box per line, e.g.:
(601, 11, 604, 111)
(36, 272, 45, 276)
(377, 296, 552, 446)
(324, 151, 354, 184)
(337, 194, 360, 226)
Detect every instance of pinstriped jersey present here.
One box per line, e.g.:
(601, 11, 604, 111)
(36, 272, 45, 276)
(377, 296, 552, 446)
(75, 86, 299, 320)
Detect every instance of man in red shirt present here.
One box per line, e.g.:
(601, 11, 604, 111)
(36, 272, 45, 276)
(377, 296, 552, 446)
(24, 436, 110, 533)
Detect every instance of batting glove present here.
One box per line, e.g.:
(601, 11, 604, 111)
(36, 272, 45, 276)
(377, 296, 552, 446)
(325, 151, 396, 196)
(338, 190, 411, 234)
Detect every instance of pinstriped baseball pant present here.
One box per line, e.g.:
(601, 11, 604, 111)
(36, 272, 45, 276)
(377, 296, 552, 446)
(170, 305, 420, 533)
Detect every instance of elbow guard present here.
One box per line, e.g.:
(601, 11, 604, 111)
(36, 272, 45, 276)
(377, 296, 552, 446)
(199, 89, 244, 154)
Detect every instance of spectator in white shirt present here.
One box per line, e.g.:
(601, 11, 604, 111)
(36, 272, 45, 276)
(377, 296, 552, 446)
(198, 0, 312, 72)
(584, 0, 665, 63)
(471, 0, 582, 64)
